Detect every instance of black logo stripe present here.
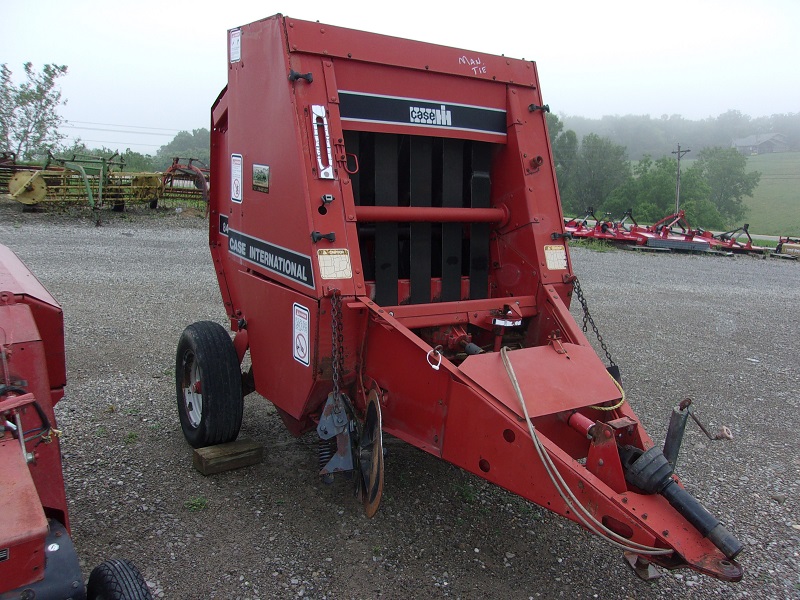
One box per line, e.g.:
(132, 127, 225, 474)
(218, 215, 315, 289)
(339, 91, 506, 136)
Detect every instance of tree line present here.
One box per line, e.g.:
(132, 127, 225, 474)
(1, 62, 209, 171)
(563, 111, 800, 161)
(547, 113, 763, 229)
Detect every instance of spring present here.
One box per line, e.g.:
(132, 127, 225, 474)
(318, 438, 337, 472)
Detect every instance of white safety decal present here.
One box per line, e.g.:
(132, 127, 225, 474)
(544, 245, 568, 270)
(230, 28, 241, 63)
(317, 249, 352, 280)
(231, 154, 243, 203)
(293, 303, 310, 367)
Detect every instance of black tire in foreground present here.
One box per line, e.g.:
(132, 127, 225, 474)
(176, 320, 244, 448)
(87, 559, 153, 600)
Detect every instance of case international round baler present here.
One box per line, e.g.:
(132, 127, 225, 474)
(176, 14, 742, 582)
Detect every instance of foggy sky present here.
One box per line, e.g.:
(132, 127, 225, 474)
(2, 0, 798, 154)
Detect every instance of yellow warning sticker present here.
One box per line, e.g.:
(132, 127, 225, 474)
(544, 245, 568, 270)
(318, 249, 352, 280)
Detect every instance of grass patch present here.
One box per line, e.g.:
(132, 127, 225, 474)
(124, 432, 138, 444)
(184, 496, 209, 512)
(743, 152, 800, 236)
(454, 482, 476, 504)
(568, 238, 616, 252)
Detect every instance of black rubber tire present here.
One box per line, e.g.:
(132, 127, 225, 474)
(87, 559, 153, 600)
(176, 321, 243, 448)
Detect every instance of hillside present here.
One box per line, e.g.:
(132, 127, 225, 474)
(742, 152, 800, 236)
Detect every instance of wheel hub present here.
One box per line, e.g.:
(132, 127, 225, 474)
(182, 354, 203, 429)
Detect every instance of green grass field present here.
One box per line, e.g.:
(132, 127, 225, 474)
(742, 152, 800, 236)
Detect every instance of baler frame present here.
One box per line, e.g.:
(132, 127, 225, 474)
(176, 14, 743, 583)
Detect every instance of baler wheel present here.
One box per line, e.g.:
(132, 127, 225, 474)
(87, 558, 153, 600)
(358, 390, 384, 518)
(176, 321, 243, 448)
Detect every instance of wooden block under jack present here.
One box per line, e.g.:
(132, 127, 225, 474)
(193, 439, 264, 476)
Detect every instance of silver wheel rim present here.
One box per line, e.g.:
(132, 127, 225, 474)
(183, 353, 203, 428)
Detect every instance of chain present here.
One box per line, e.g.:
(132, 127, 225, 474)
(572, 277, 616, 368)
(330, 290, 345, 399)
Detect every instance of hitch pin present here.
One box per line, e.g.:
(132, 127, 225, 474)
(426, 346, 443, 371)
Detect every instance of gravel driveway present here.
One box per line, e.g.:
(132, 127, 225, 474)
(1, 201, 798, 599)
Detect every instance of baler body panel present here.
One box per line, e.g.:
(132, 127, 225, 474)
(0, 244, 77, 593)
(206, 14, 741, 581)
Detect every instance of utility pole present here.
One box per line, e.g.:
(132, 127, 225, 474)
(672, 144, 691, 213)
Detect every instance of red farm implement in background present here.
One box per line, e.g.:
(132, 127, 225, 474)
(160, 157, 210, 206)
(564, 208, 641, 245)
(0, 244, 152, 599)
(566, 208, 780, 257)
(696, 223, 770, 255)
(176, 14, 743, 583)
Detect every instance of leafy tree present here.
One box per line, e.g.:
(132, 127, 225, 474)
(0, 63, 68, 161)
(154, 128, 209, 170)
(691, 147, 760, 224)
(562, 133, 630, 215)
(605, 155, 724, 228)
(546, 113, 578, 201)
(120, 149, 155, 172)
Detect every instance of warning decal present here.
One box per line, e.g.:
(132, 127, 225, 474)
(317, 249, 352, 280)
(544, 245, 568, 270)
(229, 28, 241, 63)
(293, 303, 310, 367)
(231, 154, 243, 203)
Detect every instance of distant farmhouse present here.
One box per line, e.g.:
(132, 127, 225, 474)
(732, 133, 788, 155)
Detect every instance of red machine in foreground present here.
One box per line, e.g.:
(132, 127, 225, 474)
(177, 15, 742, 582)
(0, 244, 151, 599)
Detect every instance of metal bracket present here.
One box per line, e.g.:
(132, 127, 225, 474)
(623, 552, 662, 581)
(528, 103, 550, 113)
(311, 231, 336, 243)
(288, 69, 313, 83)
(316, 392, 354, 475)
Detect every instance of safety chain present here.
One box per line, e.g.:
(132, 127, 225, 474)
(330, 290, 345, 399)
(572, 276, 616, 368)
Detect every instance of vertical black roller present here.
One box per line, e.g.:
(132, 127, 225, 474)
(374, 134, 399, 306)
(441, 139, 464, 302)
(410, 137, 432, 304)
(469, 142, 491, 300)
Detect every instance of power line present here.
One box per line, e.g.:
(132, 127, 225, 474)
(63, 137, 162, 149)
(65, 120, 181, 132)
(62, 125, 174, 137)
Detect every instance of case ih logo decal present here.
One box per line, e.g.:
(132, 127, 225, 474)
(339, 91, 505, 137)
(219, 215, 315, 289)
(409, 105, 452, 126)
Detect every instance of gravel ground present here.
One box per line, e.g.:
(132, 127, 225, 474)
(1, 200, 798, 600)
